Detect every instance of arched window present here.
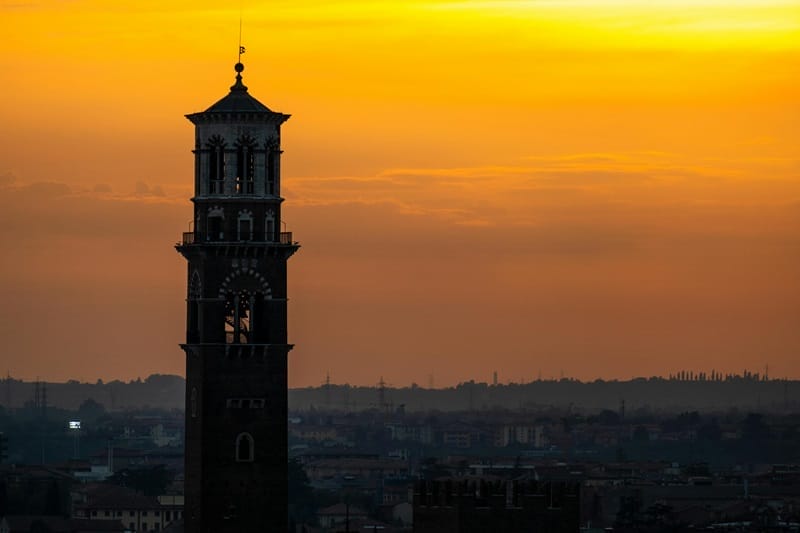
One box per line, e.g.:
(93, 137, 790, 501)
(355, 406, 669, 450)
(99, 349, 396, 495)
(237, 210, 253, 241)
(235, 136, 256, 194)
(206, 135, 226, 194)
(235, 433, 254, 462)
(265, 210, 275, 242)
(224, 291, 254, 344)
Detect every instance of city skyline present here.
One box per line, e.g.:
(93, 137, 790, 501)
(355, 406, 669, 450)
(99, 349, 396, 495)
(1, 0, 799, 387)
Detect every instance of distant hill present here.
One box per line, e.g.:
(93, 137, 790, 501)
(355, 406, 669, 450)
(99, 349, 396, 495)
(2, 374, 798, 413)
(289, 377, 800, 413)
(1, 374, 185, 411)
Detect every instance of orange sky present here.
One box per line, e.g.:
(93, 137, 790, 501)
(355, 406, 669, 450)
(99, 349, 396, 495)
(1, 0, 799, 387)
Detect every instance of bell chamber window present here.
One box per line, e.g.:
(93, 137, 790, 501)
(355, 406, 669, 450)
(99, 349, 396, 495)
(235, 135, 256, 194)
(206, 135, 226, 194)
(224, 291, 254, 344)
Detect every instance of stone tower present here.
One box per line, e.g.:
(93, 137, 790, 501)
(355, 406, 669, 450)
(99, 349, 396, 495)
(177, 61, 298, 533)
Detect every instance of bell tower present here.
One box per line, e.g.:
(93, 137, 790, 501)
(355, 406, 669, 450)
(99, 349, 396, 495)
(177, 61, 298, 533)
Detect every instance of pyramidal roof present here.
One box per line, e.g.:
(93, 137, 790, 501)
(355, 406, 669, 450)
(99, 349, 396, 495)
(187, 63, 288, 122)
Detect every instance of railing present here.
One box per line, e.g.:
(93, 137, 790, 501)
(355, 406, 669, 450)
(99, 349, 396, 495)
(178, 231, 295, 246)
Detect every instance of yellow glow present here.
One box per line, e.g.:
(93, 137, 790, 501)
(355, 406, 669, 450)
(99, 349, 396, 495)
(1, 0, 799, 384)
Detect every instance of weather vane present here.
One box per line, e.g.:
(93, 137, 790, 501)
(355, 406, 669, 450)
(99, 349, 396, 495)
(238, 9, 246, 64)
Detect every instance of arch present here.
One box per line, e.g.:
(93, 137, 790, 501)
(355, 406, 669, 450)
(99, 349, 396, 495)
(235, 432, 254, 462)
(220, 271, 270, 344)
(206, 135, 226, 194)
(218, 269, 271, 298)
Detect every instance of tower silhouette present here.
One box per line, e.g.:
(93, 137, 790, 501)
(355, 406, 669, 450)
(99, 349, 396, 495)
(177, 61, 299, 533)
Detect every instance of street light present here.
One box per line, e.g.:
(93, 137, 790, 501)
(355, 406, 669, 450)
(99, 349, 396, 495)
(68, 420, 81, 458)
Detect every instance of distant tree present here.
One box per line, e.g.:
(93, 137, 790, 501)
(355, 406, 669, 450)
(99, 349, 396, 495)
(77, 398, 105, 421)
(108, 465, 172, 496)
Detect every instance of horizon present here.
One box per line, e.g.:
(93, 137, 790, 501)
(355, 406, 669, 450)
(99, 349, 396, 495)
(1, 0, 798, 387)
(3, 367, 791, 389)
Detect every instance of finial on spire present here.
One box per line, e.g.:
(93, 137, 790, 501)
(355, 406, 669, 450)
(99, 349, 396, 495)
(232, 62, 247, 91)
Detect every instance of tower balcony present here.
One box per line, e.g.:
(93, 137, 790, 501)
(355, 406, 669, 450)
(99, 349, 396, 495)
(178, 231, 296, 246)
(176, 231, 299, 259)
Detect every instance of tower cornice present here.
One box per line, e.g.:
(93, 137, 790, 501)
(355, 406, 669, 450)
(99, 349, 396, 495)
(185, 111, 290, 125)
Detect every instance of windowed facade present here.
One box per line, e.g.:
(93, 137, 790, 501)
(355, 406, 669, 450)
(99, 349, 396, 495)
(235, 433, 255, 462)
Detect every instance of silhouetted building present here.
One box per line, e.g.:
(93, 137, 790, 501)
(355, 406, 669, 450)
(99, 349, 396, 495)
(414, 479, 580, 532)
(177, 61, 299, 532)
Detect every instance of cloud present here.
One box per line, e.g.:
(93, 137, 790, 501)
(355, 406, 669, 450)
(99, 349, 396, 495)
(135, 181, 166, 197)
(285, 151, 800, 234)
(12, 181, 72, 198)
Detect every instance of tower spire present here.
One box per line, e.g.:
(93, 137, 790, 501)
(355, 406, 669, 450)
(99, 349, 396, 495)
(235, 8, 247, 89)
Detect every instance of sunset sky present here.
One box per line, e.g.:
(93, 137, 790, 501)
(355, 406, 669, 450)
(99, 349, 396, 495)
(1, 0, 798, 387)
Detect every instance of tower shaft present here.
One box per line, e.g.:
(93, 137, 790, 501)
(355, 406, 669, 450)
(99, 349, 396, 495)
(178, 63, 298, 533)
